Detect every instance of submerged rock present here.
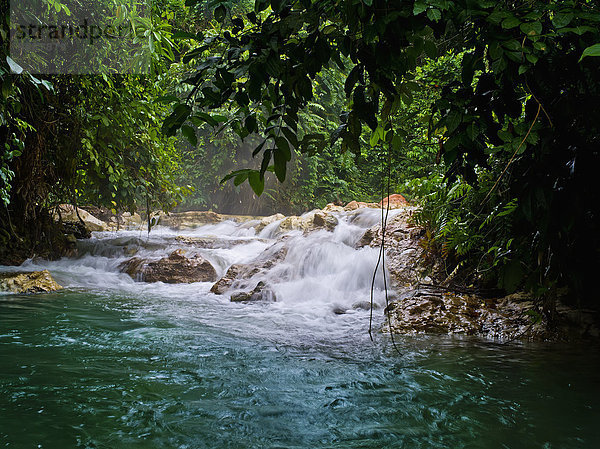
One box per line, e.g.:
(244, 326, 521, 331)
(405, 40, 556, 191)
(230, 281, 276, 302)
(210, 242, 288, 295)
(0, 270, 63, 294)
(175, 235, 266, 249)
(120, 250, 217, 283)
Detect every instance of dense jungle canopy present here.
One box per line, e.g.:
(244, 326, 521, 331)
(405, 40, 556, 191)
(1, 0, 599, 308)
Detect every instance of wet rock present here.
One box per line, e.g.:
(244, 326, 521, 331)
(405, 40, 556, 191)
(357, 227, 377, 248)
(120, 257, 146, 279)
(157, 211, 223, 229)
(332, 305, 347, 315)
(175, 235, 266, 249)
(61, 220, 92, 239)
(385, 289, 554, 340)
(54, 204, 107, 232)
(357, 209, 430, 288)
(210, 243, 288, 294)
(344, 201, 378, 211)
(230, 281, 276, 302)
(254, 213, 285, 234)
(323, 203, 345, 213)
(120, 249, 217, 283)
(210, 264, 243, 295)
(311, 211, 338, 231)
(379, 194, 409, 209)
(352, 301, 380, 311)
(0, 270, 63, 294)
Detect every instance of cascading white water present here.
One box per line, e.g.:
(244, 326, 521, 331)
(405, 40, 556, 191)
(12, 208, 406, 337)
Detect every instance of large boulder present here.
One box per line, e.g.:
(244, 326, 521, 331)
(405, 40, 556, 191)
(277, 211, 338, 234)
(278, 215, 310, 233)
(120, 249, 217, 283)
(311, 211, 338, 231)
(55, 204, 107, 232)
(0, 270, 63, 294)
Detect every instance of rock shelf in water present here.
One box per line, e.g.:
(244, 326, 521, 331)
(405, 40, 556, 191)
(120, 250, 217, 284)
(0, 270, 63, 294)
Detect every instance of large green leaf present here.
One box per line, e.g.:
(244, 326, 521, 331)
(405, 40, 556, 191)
(6, 56, 23, 74)
(181, 125, 197, 147)
(579, 43, 600, 62)
(163, 104, 192, 136)
(248, 170, 265, 195)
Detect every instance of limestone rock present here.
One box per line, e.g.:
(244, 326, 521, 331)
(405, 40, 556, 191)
(277, 211, 338, 234)
(120, 249, 217, 283)
(210, 264, 243, 295)
(0, 270, 63, 294)
(379, 194, 409, 209)
(157, 211, 223, 229)
(357, 209, 428, 288)
(385, 288, 551, 341)
(254, 213, 285, 234)
(210, 242, 288, 294)
(121, 212, 143, 228)
(344, 201, 378, 211)
(323, 203, 344, 213)
(311, 211, 338, 231)
(230, 281, 276, 302)
(278, 216, 309, 233)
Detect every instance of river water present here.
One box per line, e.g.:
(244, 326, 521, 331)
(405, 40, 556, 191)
(1, 211, 599, 448)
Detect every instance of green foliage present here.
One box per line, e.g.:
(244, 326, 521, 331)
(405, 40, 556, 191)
(408, 172, 522, 291)
(0, 0, 189, 222)
(169, 0, 600, 299)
